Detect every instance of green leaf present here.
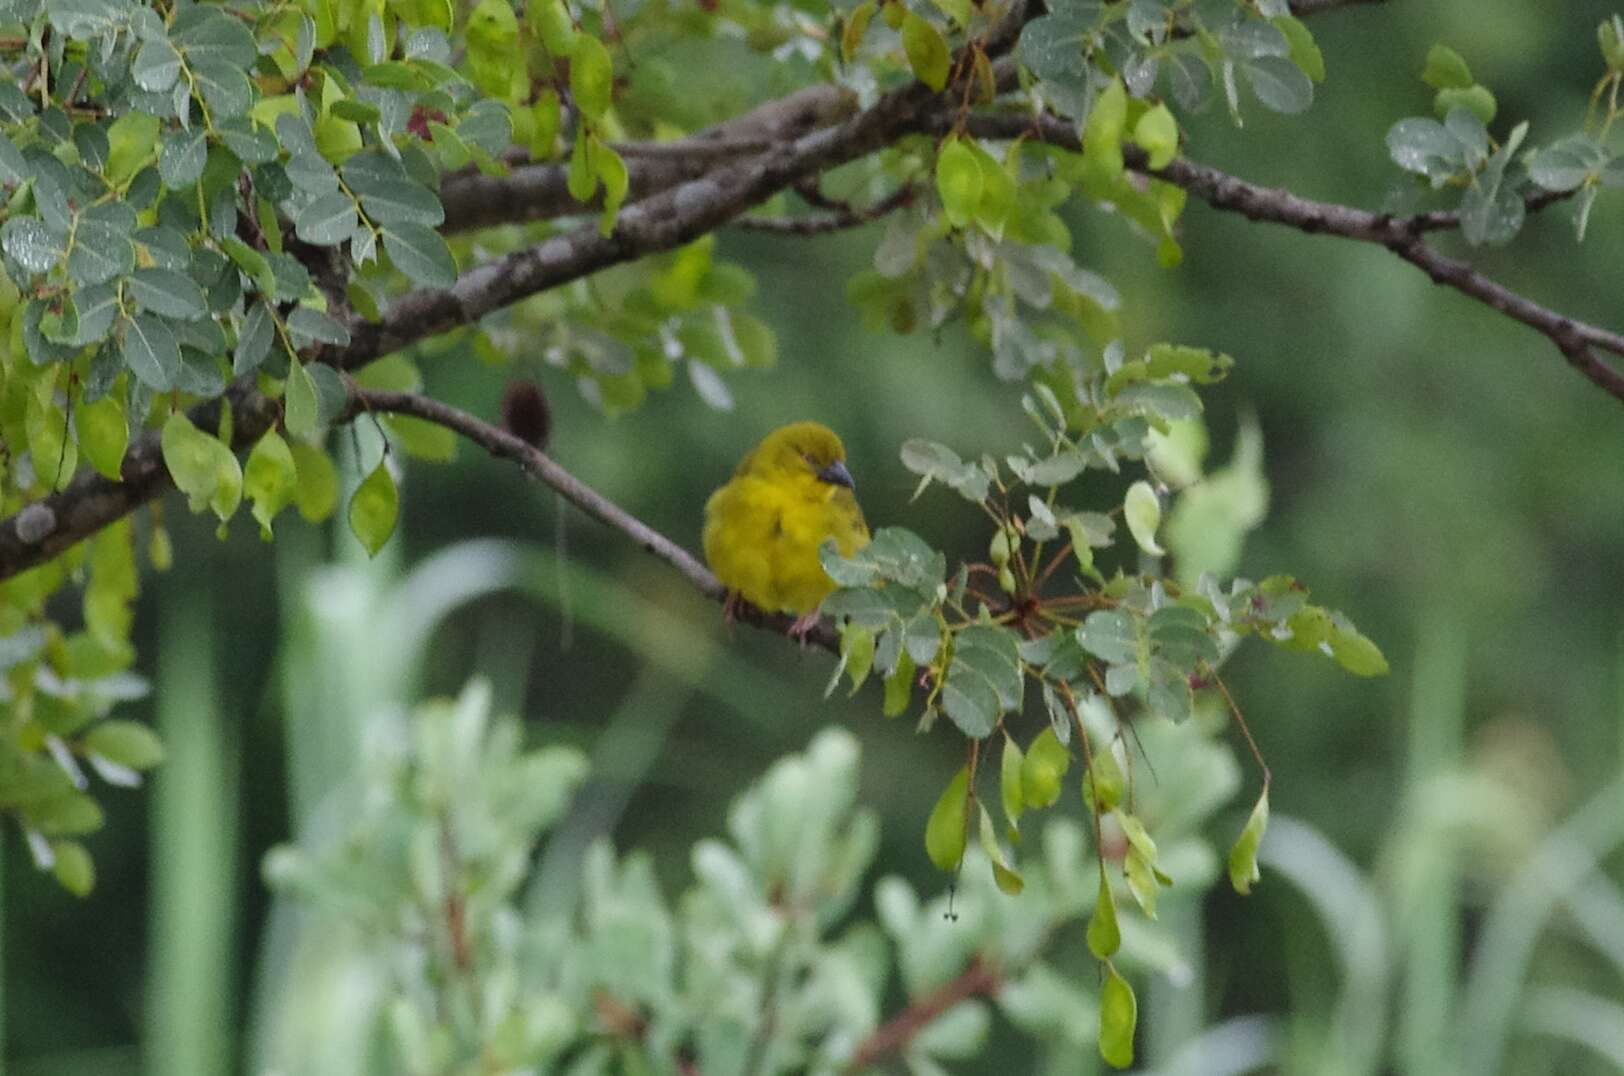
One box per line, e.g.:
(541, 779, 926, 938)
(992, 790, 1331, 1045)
(942, 624, 1023, 738)
(1123, 480, 1164, 556)
(568, 127, 596, 201)
(974, 144, 1016, 237)
(935, 137, 983, 228)
(83, 720, 164, 769)
(382, 222, 458, 287)
(1242, 55, 1313, 114)
(841, 0, 875, 62)
(1132, 103, 1178, 169)
(1228, 785, 1269, 894)
(836, 621, 876, 696)
(1108, 344, 1233, 393)
(1087, 872, 1120, 957)
(1082, 77, 1127, 195)
(191, 60, 252, 118)
(1528, 135, 1608, 192)
(1000, 733, 1024, 831)
(26, 386, 75, 490)
(924, 763, 970, 871)
(883, 648, 915, 717)
(1098, 963, 1137, 1068)
(570, 34, 614, 121)
(0, 130, 30, 185)
(344, 157, 445, 227)
(1421, 43, 1473, 90)
(1020, 726, 1070, 809)
(929, 0, 970, 28)
(245, 430, 298, 538)
(1458, 116, 1526, 246)
(1077, 609, 1136, 664)
(1083, 745, 1124, 812)
(821, 526, 944, 591)
(30, 792, 105, 836)
(348, 460, 399, 556)
(295, 192, 359, 246)
(289, 440, 340, 522)
(286, 305, 351, 347)
(591, 139, 629, 234)
(901, 11, 950, 92)
(128, 268, 209, 320)
(120, 314, 181, 391)
(1602, 16, 1624, 70)
(284, 360, 319, 439)
(159, 127, 207, 188)
(2, 218, 65, 274)
(1271, 15, 1324, 82)
(383, 415, 458, 461)
(528, 0, 578, 53)
(1327, 618, 1389, 676)
(899, 439, 989, 502)
(75, 393, 128, 480)
(51, 839, 95, 896)
(234, 300, 275, 375)
(1433, 84, 1496, 126)
(465, 0, 520, 97)
(68, 211, 134, 287)
(978, 805, 1024, 894)
(171, 6, 258, 67)
(1386, 117, 1462, 179)
(160, 411, 241, 521)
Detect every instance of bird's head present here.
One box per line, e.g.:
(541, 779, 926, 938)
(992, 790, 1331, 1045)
(743, 421, 856, 490)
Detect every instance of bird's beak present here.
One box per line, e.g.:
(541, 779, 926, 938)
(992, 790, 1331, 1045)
(818, 460, 855, 490)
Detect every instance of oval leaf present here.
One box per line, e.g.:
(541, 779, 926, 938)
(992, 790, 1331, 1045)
(348, 460, 399, 556)
(924, 763, 970, 871)
(1228, 785, 1270, 894)
(902, 11, 950, 91)
(1087, 871, 1121, 958)
(1098, 963, 1137, 1068)
(1124, 480, 1165, 556)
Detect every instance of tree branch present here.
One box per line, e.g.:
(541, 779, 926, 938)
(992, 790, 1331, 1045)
(0, 7, 1037, 584)
(340, 5, 1033, 369)
(732, 184, 919, 236)
(961, 112, 1624, 404)
(846, 958, 1001, 1071)
(0, 382, 280, 581)
(443, 86, 860, 233)
(350, 387, 842, 652)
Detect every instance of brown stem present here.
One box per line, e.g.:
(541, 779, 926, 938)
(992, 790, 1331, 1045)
(845, 958, 1001, 1071)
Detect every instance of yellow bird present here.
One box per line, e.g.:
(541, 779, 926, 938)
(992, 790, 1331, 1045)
(703, 421, 871, 638)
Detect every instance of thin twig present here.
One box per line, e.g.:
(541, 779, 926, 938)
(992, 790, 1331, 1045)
(350, 387, 842, 652)
(845, 957, 1000, 1071)
(734, 184, 917, 235)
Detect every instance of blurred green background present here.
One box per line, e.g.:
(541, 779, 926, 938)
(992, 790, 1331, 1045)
(6, 2, 1624, 1072)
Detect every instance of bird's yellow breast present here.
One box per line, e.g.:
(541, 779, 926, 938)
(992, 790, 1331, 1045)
(703, 470, 869, 615)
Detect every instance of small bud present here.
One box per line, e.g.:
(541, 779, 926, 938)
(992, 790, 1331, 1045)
(1602, 16, 1624, 70)
(988, 527, 1012, 567)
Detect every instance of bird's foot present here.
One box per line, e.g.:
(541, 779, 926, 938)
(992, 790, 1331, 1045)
(721, 590, 741, 638)
(787, 609, 823, 648)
